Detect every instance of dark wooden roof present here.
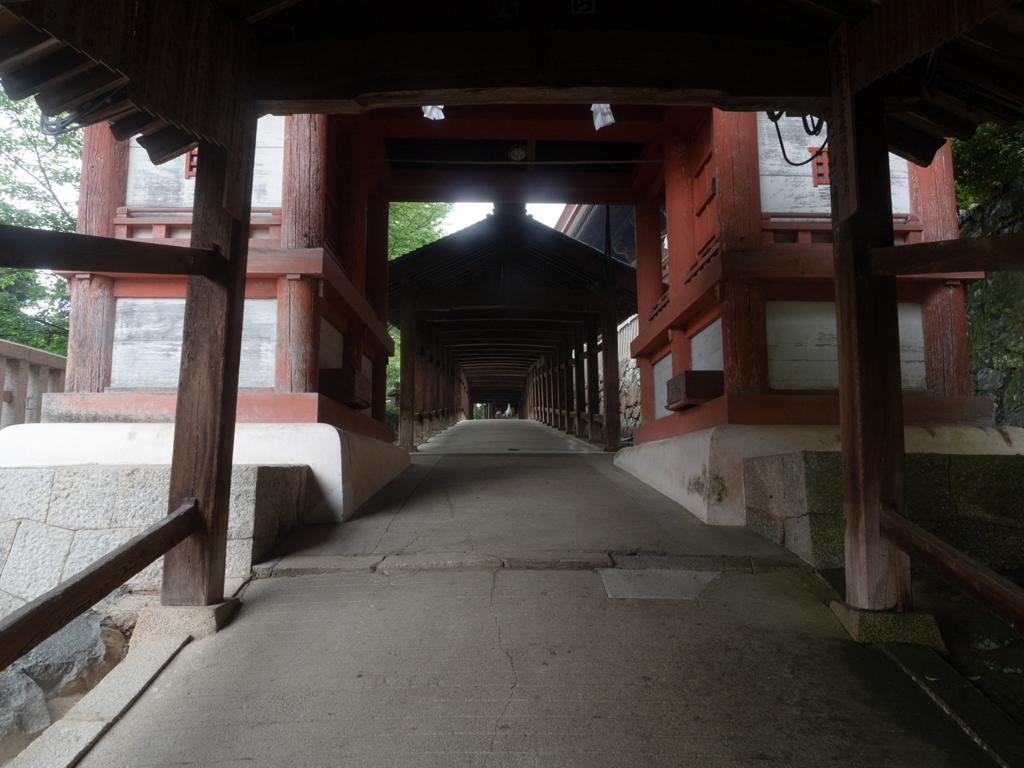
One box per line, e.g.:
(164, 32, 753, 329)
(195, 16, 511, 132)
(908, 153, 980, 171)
(1, 1, 1023, 167)
(388, 204, 636, 403)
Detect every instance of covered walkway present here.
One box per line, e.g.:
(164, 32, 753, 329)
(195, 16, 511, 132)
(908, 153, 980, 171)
(72, 422, 990, 767)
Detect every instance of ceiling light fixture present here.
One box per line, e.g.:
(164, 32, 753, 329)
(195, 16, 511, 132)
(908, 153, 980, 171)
(591, 104, 614, 130)
(508, 142, 528, 162)
(422, 105, 445, 120)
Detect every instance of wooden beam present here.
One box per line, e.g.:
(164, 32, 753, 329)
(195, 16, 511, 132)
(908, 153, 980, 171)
(871, 232, 1024, 275)
(830, 24, 911, 612)
(416, 287, 603, 313)
(256, 30, 830, 114)
(0, 499, 197, 672)
(881, 506, 1024, 634)
(0, 224, 227, 280)
(848, 0, 1017, 93)
(161, 103, 259, 606)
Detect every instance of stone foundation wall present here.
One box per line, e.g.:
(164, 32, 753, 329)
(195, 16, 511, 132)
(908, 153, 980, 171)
(619, 358, 640, 442)
(744, 451, 1024, 570)
(0, 464, 307, 619)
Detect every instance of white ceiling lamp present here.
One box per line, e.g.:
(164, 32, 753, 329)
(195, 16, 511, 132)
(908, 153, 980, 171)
(591, 104, 615, 130)
(422, 105, 445, 120)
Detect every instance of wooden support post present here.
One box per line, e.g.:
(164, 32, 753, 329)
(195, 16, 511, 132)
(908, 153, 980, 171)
(414, 316, 425, 444)
(372, 345, 387, 424)
(281, 114, 327, 250)
(275, 275, 320, 393)
(830, 24, 911, 612)
(399, 286, 416, 450)
(564, 340, 575, 434)
(574, 330, 587, 436)
(558, 345, 568, 432)
(670, 327, 691, 377)
(719, 281, 768, 395)
(65, 274, 115, 393)
(922, 281, 971, 397)
(634, 201, 664, 326)
(602, 298, 622, 450)
(664, 124, 695, 294)
(639, 357, 656, 424)
(586, 317, 600, 442)
(67, 125, 125, 393)
(162, 112, 259, 606)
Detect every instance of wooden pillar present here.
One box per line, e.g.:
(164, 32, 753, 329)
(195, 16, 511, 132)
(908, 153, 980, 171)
(639, 357, 656, 424)
(830, 25, 911, 612)
(557, 345, 568, 431)
(330, 124, 370, 292)
(586, 317, 600, 442)
(564, 339, 575, 434)
(922, 281, 971, 397)
(664, 125, 695, 295)
(372, 346, 387, 423)
(67, 122, 128, 393)
(162, 109, 259, 606)
(281, 114, 327, 250)
(399, 287, 416, 450)
(65, 275, 115, 393)
(634, 201, 664, 326)
(343, 319, 365, 374)
(275, 275, 320, 393)
(414, 316, 425, 444)
(574, 330, 587, 436)
(719, 281, 768, 394)
(670, 327, 691, 377)
(602, 299, 622, 450)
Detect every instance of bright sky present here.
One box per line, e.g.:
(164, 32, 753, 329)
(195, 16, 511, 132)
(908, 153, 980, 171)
(442, 202, 566, 234)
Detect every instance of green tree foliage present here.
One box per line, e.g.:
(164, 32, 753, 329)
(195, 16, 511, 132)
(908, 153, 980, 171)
(385, 202, 454, 391)
(951, 122, 1024, 208)
(388, 202, 454, 259)
(0, 92, 81, 354)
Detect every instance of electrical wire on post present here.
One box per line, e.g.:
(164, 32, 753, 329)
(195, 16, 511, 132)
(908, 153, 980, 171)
(766, 111, 829, 167)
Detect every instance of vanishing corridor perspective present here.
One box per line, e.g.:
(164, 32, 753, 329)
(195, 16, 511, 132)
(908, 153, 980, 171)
(66, 422, 991, 768)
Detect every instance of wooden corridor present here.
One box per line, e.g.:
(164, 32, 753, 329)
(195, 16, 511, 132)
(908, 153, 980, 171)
(70, 438, 994, 768)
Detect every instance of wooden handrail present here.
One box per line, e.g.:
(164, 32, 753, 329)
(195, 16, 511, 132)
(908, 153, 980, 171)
(880, 505, 1024, 634)
(0, 224, 228, 282)
(0, 499, 199, 671)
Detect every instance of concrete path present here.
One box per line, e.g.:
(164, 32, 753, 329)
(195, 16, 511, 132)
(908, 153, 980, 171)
(417, 419, 600, 454)
(74, 422, 991, 767)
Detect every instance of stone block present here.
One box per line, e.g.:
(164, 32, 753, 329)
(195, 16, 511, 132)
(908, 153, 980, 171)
(783, 514, 845, 569)
(225, 538, 254, 578)
(949, 455, 1024, 524)
(127, 557, 162, 592)
(801, 452, 843, 516)
(11, 611, 125, 697)
(934, 519, 1024, 571)
(0, 670, 49, 741)
(0, 520, 18, 573)
(0, 468, 53, 523)
(131, 599, 239, 646)
(227, 465, 259, 539)
(62, 529, 135, 581)
(253, 466, 304, 539)
(46, 467, 118, 530)
(745, 507, 784, 546)
(903, 454, 957, 522)
(0, 589, 25, 618)
(830, 601, 946, 652)
(0, 521, 74, 601)
(112, 467, 170, 528)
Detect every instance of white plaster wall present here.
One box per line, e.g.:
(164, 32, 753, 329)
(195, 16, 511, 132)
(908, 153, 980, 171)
(757, 113, 910, 214)
(691, 318, 724, 371)
(126, 115, 284, 208)
(110, 298, 276, 388)
(765, 301, 926, 390)
(320, 318, 344, 369)
(652, 353, 673, 419)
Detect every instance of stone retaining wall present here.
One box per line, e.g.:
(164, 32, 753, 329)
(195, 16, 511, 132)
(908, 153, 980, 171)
(744, 451, 1024, 570)
(0, 464, 307, 619)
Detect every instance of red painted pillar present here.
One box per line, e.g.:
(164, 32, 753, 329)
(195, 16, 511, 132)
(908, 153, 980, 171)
(664, 125, 695, 296)
(66, 123, 128, 393)
(275, 275, 321, 393)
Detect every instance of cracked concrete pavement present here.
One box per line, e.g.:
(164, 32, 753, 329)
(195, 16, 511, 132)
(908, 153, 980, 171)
(70, 422, 994, 766)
